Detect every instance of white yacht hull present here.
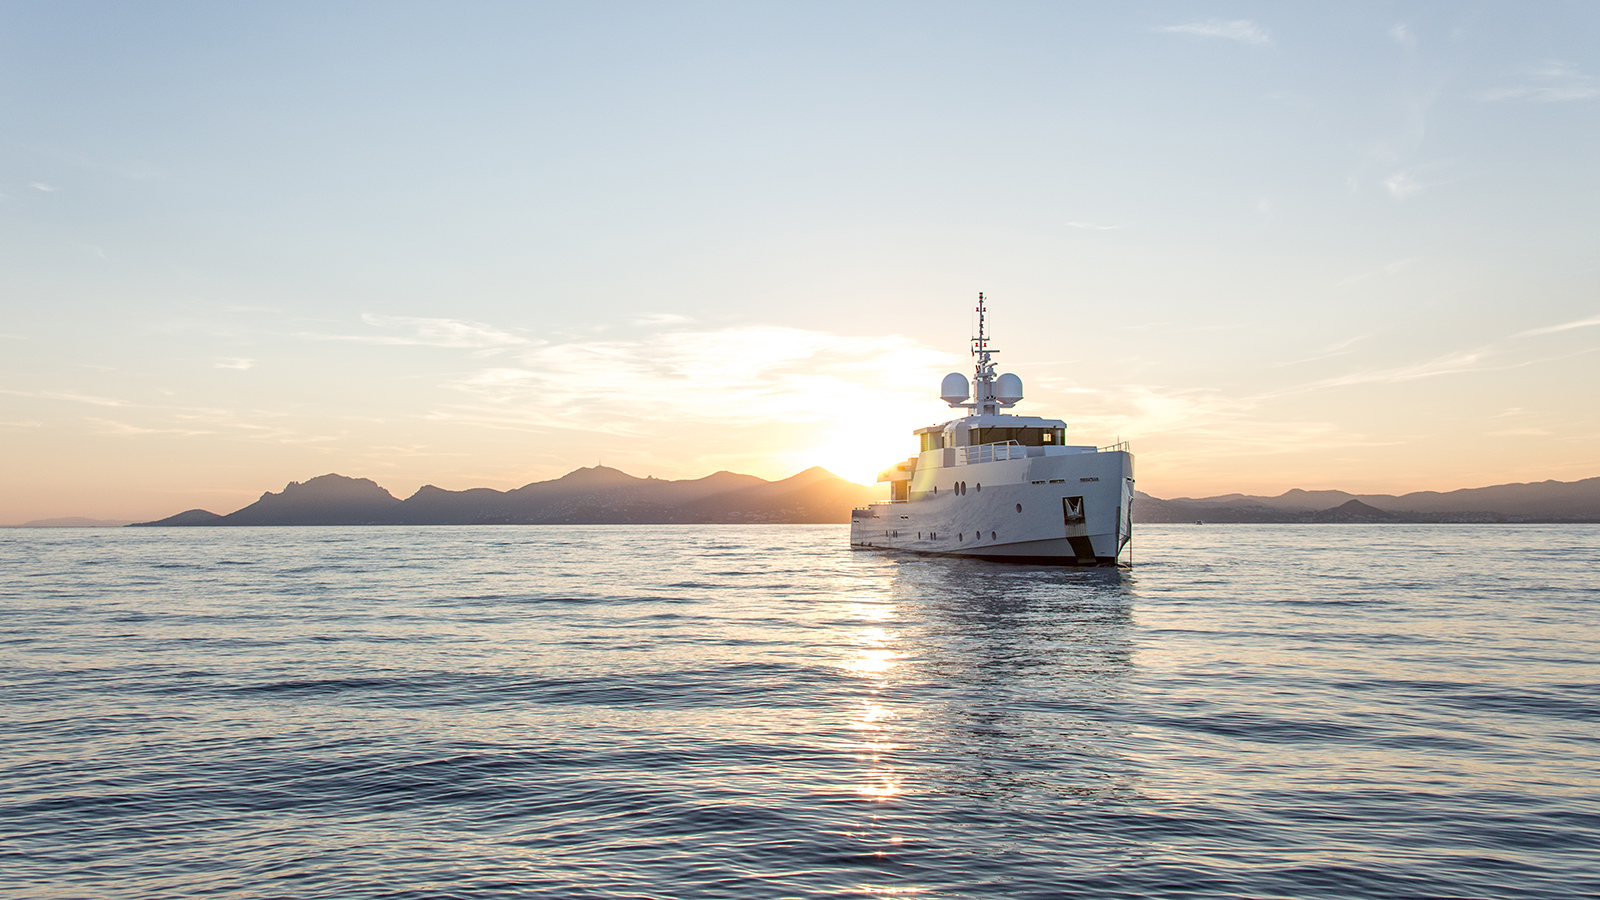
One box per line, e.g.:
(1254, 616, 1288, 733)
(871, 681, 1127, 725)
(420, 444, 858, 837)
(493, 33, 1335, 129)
(850, 448, 1134, 566)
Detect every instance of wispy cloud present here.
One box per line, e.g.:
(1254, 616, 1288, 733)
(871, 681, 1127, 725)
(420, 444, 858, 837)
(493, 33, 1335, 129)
(1481, 61, 1600, 103)
(1384, 171, 1424, 199)
(363, 313, 529, 348)
(82, 417, 211, 437)
(0, 388, 128, 407)
(165, 406, 338, 444)
(1383, 161, 1455, 199)
(1268, 332, 1372, 367)
(1066, 221, 1122, 231)
(630, 312, 692, 326)
(215, 358, 255, 370)
(971, 302, 1593, 476)
(432, 325, 956, 432)
(1314, 348, 1491, 388)
(30, 182, 58, 192)
(1320, 333, 1371, 354)
(1159, 19, 1271, 46)
(1276, 341, 1599, 395)
(1335, 258, 1416, 287)
(1514, 313, 1600, 339)
(1060, 383, 1391, 469)
(47, 390, 127, 406)
(1057, 327, 1579, 466)
(1345, 23, 1447, 198)
(300, 314, 533, 349)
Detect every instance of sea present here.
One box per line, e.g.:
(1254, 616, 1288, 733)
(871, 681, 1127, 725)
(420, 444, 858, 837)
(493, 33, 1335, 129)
(1, 524, 1596, 899)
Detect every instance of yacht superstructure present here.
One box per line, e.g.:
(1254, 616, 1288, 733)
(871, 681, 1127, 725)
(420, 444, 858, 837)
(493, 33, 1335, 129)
(850, 294, 1134, 565)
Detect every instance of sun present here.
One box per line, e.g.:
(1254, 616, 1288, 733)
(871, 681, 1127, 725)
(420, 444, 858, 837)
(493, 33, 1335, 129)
(801, 428, 920, 487)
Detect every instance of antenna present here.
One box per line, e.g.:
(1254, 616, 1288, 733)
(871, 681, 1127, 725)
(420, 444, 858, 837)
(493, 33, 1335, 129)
(970, 292, 1000, 415)
(942, 292, 1020, 414)
(972, 292, 987, 364)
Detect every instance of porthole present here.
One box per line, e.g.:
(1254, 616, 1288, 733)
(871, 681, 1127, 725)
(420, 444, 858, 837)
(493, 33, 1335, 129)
(1016, 504, 1022, 513)
(991, 531, 997, 540)
(976, 483, 981, 492)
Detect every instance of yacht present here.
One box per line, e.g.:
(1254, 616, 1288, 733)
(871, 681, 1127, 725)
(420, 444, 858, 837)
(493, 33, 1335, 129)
(850, 294, 1134, 565)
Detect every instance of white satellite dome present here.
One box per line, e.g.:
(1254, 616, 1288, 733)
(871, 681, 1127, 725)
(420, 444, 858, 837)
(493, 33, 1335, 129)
(940, 372, 970, 405)
(996, 373, 1024, 404)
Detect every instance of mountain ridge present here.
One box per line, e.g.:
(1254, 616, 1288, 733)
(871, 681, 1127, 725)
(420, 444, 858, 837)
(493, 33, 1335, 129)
(131, 467, 881, 526)
(1135, 476, 1600, 523)
(123, 470, 1600, 527)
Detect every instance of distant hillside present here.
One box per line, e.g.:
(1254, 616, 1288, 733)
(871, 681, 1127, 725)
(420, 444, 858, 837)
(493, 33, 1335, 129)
(1133, 477, 1600, 524)
(131, 467, 880, 526)
(219, 475, 402, 525)
(123, 470, 1600, 528)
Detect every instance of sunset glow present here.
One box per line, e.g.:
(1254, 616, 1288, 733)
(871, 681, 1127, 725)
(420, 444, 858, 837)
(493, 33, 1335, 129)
(3, 4, 1597, 522)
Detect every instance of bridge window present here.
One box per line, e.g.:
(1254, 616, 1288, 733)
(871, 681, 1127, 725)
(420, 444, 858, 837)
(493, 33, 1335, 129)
(973, 427, 1064, 447)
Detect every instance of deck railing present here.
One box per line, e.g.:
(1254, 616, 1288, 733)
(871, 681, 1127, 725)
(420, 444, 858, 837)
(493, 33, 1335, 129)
(957, 440, 1027, 465)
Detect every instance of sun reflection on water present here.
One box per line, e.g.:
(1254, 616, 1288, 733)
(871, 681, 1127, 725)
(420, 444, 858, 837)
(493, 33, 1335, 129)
(841, 605, 907, 805)
(845, 621, 902, 678)
(847, 648, 897, 676)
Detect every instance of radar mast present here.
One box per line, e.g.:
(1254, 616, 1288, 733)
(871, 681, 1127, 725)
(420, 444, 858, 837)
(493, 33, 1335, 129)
(971, 292, 1001, 416)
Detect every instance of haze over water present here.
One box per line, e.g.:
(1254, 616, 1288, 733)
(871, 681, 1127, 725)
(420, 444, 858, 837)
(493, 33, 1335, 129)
(3, 524, 1595, 898)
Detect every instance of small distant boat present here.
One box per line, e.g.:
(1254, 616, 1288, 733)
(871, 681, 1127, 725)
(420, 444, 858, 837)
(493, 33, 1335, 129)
(850, 294, 1134, 566)
(1195, 520, 1204, 525)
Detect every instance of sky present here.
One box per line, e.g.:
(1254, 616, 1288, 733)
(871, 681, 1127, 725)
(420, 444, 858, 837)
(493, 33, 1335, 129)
(2, 1, 1598, 523)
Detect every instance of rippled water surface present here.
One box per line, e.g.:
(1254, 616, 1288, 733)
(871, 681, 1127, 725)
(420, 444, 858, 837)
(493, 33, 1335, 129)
(2, 524, 1596, 898)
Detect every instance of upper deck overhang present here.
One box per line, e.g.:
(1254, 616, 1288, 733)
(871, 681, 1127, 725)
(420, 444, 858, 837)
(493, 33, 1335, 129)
(913, 413, 1069, 435)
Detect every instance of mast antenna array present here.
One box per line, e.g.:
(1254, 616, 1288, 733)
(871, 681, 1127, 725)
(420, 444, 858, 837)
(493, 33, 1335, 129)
(971, 292, 999, 414)
(941, 291, 1020, 413)
(972, 292, 997, 378)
